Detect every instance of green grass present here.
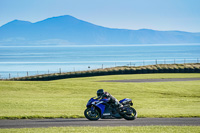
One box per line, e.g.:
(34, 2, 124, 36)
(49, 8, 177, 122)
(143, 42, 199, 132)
(0, 73, 200, 119)
(0, 126, 200, 133)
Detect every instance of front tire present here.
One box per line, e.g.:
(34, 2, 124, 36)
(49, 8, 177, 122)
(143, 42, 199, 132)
(84, 108, 100, 121)
(122, 107, 137, 120)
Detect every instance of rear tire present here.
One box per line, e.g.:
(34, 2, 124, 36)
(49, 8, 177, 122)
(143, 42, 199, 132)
(84, 108, 100, 121)
(122, 107, 137, 120)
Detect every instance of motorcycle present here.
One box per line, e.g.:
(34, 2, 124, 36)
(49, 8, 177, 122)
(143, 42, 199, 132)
(84, 97, 137, 120)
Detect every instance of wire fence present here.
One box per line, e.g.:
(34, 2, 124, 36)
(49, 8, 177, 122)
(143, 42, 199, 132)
(0, 58, 199, 79)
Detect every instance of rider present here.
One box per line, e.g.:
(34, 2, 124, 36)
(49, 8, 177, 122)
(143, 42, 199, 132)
(96, 89, 123, 109)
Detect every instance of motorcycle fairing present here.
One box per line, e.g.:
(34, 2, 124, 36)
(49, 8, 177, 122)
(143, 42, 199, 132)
(86, 98, 97, 107)
(119, 98, 128, 103)
(95, 102, 105, 116)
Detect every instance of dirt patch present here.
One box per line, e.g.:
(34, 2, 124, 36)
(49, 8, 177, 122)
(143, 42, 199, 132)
(99, 78, 200, 83)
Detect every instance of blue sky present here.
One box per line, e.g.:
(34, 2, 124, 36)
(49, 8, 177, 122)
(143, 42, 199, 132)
(0, 0, 199, 32)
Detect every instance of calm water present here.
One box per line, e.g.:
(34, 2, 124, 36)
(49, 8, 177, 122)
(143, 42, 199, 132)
(0, 44, 200, 79)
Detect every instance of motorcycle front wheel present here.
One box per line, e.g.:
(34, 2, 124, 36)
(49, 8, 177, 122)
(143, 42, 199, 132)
(84, 108, 100, 121)
(122, 107, 137, 120)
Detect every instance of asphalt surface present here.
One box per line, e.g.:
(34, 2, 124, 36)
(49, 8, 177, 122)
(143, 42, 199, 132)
(0, 118, 200, 128)
(100, 78, 200, 83)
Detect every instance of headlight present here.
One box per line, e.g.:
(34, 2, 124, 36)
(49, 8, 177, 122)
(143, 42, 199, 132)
(92, 101, 97, 105)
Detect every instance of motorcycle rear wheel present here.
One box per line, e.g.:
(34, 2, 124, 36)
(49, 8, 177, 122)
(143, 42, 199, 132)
(122, 107, 137, 120)
(84, 108, 100, 121)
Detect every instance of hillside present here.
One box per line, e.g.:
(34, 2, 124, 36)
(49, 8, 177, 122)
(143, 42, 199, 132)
(8, 63, 200, 81)
(0, 15, 200, 46)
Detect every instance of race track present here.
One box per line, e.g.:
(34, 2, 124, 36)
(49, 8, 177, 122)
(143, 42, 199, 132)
(0, 118, 200, 129)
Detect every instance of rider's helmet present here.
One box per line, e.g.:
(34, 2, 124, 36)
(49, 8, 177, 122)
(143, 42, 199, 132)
(97, 89, 104, 98)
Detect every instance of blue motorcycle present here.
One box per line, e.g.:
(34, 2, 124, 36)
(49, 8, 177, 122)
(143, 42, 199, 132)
(84, 97, 137, 120)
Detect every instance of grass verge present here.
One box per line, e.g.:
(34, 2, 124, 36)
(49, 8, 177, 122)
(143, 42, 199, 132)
(0, 126, 200, 133)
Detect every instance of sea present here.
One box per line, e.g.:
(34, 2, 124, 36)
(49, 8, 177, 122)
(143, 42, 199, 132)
(0, 44, 200, 79)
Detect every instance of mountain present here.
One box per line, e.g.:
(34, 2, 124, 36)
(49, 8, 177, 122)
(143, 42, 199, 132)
(0, 15, 200, 46)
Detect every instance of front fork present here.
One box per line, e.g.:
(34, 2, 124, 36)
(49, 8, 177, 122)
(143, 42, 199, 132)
(91, 105, 95, 113)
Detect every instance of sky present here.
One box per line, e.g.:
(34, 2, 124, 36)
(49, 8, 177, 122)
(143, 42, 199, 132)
(0, 0, 200, 32)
